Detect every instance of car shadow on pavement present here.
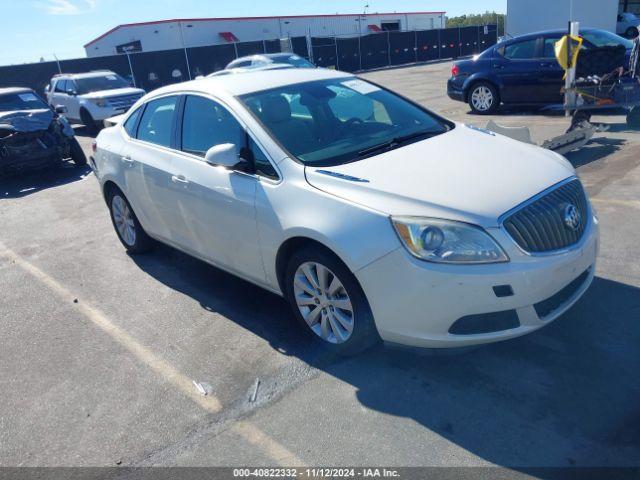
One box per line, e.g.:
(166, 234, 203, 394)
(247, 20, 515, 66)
(331, 276, 640, 469)
(131, 246, 640, 468)
(1, 164, 92, 199)
(566, 137, 625, 168)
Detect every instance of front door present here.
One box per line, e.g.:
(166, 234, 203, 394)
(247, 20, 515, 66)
(166, 94, 264, 282)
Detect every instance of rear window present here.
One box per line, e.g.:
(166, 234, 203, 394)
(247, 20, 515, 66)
(136, 96, 177, 147)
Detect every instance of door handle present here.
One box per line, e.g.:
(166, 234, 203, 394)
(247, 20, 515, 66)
(121, 155, 134, 165)
(493, 63, 505, 69)
(171, 175, 189, 185)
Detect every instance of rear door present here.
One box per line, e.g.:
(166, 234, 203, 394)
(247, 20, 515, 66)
(119, 95, 180, 242)
(49, 79, 67, 109)
(537, 36, 564, 104)
(492, 38, 547, 103)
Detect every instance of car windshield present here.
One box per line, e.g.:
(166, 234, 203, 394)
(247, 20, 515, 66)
(582, 30, 633, 49)
(240, 78, 450, 166)
(270, 55, 315, 68)
(0, 91, 49, 112)
(75, 74, 130, 94)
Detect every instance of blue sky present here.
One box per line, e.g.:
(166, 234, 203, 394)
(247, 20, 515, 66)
(2, 0, 506, 64)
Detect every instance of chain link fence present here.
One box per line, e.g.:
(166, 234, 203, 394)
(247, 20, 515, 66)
(0, 25, 497, 97)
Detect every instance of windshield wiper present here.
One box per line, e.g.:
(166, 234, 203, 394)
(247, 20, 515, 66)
(356, 129, 440, 158)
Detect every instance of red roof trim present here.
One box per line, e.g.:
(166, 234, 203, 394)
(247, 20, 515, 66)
(84, 11, 446, 48)
(219, 31, 239, 42)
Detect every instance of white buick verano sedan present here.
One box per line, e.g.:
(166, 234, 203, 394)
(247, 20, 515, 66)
(91, 68, 598, 354)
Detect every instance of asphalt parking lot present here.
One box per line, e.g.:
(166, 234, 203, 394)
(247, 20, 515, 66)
(1, 60, 639, 472)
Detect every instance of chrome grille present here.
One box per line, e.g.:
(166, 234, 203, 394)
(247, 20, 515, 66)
(503, 179, 589, 253)
(107, 94, 142, 110)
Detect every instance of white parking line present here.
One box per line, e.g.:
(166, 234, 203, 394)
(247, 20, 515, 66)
(0, 243, 305, 466)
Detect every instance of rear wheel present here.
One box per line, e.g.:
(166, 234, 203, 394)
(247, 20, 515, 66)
(468, 82, 499, 114)
(284, 245, 380, 356)
(68, 137, 87, 166)
(107, 189, 153, 254)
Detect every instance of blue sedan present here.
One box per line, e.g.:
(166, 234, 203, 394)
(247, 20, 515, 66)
(447, 28, 633, 114)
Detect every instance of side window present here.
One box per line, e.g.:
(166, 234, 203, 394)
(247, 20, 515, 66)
(248, 137, 277, 179)
(66, 80, 77, 94)
(54, 80, 67, 93)
(137, 96, 178, 147)
(503, 39, 537, 59)
(542, 37, 561, 59)
(181, 95, 244, 156)
(123, 106, 143, 138)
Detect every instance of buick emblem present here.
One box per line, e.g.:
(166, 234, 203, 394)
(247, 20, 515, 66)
(563, 204, 581, 231)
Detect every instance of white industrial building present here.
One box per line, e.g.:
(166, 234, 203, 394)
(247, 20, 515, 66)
(506, 0, 626, 37)
(84, 12, 446, 58)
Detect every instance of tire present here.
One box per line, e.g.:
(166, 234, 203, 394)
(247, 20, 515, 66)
(625, 27, 639, 39)
(80, 109, 100, 135)
(107, 188, 153, 254)
(468, 81, 499, 114)
(627, 107, 640, 130)
(284, 245, 380, 356)
(69, 137, 87, 166)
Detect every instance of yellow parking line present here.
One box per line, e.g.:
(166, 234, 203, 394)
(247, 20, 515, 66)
(0, 243, 305, 466)
(591, 198, 640, 209)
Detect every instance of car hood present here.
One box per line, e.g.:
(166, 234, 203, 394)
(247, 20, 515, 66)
(304, 124, 575, 227)
(81, 87, 145, 99)
(0, 109, 53, 132)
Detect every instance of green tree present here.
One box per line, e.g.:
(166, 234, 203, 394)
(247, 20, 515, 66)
(446, 11, 505, 36)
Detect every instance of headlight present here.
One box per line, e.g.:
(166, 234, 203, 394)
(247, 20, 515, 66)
(391, 216, 509, 264)
(90, 98, 108, 107)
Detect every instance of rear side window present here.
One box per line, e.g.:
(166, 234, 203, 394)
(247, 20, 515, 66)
(123, 106, 143, 137)
(503, 39, 537, 59)
(137, 96, 178, 147)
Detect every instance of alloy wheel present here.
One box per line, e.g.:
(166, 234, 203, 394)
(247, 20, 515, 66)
(471, 86, 494, 112)
(293, 262, 354, 344)
(112, 195, 137, 247)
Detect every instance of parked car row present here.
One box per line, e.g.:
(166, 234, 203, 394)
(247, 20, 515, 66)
(448, 28, 634, 113)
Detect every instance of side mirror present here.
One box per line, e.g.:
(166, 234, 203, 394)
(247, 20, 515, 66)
(54, 105, 68, 114)
(204, 143, 240, 168)
(66, 89, 77, 96)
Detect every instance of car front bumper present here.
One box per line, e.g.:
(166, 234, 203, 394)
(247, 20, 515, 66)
(355, 216, 599, 348)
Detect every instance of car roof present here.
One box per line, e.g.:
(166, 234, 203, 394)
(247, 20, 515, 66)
(502, 27, 601, 43)
(154, 67, 352, 98)
(208, 64, 294, 77)
(54, 70, 117, 79)
(0, 87, 35, 96)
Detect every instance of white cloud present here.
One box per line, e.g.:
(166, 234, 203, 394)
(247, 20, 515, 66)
(41, 0, 97, 15)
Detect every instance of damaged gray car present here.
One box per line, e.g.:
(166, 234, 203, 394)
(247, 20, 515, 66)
(0, 87, 86, 176)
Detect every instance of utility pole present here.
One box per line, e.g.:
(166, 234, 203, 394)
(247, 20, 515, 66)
(53, 53, 62, 74)
(178, 21, 192, 80)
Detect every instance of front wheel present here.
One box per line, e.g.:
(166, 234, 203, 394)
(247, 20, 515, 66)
(285, 246, 380, 356)
(468, 82, 499, 114)
(107, 189, 153, 254)
(625, 27, 639, 39)
(68, 137, 87, 166)
(80, 109, 101, 135)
